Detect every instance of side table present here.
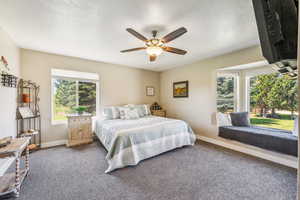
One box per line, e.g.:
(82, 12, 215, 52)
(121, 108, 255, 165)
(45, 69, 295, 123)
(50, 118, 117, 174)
(0, 138, 30, 198)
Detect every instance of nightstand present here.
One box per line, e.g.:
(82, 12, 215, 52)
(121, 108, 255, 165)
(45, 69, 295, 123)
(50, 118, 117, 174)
(66, 114, 93, 147)
(151, 110, 167, 117)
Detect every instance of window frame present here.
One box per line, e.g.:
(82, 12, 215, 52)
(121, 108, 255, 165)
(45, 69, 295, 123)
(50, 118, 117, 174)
(51, 74, 100, 125)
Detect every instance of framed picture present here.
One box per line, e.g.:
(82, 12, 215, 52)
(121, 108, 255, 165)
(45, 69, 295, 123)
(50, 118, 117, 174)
(18, 107, 35, 118)
(173, 81, 189, 98)
(146, 86, 155, 96)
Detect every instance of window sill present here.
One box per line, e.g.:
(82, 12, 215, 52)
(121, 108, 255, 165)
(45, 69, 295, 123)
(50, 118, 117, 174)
(51, 116, 98, 126)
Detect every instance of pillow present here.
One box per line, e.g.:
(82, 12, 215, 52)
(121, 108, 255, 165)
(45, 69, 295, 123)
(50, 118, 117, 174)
(292, 116, 298, 137)
(125, 108, 140, 120)
(103, 107, 120, 120)
(143, 104, 151, 116)
(118, 107, 127, 120)
(216, 112, 232, 127)
(135, 105, 146, 117)
(229, 112, 250, 127)
(132, 104, 151, 117)
(119, 107, 139, 120)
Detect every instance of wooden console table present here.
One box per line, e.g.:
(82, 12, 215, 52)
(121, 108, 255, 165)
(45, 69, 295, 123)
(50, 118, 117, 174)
(0, 138, 30, 198)
(67, 114, 93, 147)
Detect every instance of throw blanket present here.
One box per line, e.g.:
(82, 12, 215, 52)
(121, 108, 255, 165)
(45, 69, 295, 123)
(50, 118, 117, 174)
(95, 116, 196, 173)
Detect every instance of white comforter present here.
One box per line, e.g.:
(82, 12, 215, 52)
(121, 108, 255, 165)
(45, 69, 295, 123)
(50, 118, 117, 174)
(95, 116, 196, 173)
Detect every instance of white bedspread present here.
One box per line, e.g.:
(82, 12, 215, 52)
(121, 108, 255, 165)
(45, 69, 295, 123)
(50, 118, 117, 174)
(95, 116, 196, 173)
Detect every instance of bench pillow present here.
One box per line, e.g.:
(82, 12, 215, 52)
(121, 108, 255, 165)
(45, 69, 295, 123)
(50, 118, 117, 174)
(217, 112, 232, 127)
(230, 112, 250, 127)
(292, 116, 298, 137)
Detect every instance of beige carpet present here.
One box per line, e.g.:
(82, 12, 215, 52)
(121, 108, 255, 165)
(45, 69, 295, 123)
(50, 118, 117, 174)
(4, 141, 297, 200)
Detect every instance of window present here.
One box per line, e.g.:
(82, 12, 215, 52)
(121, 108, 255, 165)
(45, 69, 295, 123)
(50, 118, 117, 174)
(51, 69, 99, 123)
(247, 72, 297, 130)
(216, 73, 238, 113)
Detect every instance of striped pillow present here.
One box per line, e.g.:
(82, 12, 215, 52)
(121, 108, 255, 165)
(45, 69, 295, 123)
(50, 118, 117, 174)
(135, 105, 145, 117)
(135, 104, 151, 117)
(143, 104, 151, 115)
(103, 107, 120, 120)
(118, 107, 127, 120)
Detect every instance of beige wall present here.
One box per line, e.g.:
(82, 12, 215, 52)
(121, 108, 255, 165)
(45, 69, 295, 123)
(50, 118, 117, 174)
(0, 27, 20, 138)
(20, 49, 160, 143)
(160, 46, 264, 138)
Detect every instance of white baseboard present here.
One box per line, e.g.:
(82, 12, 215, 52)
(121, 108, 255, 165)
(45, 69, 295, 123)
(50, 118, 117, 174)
(41, 140, 67, 148)
(197, 135, 298, 169)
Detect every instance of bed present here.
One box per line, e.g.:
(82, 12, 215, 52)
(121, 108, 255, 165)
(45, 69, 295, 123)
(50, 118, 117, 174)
(95, 116, 196, 173)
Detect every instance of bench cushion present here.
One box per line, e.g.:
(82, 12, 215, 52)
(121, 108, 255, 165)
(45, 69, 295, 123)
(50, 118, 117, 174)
(229, 112, 250, 127)
(219, 126, 298, 156)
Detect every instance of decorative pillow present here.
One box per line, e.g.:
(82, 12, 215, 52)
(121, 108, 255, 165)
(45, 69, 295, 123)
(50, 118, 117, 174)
(292, 116, 298, 137)
(125, 108, 140, 120)
(216, 112, 232, 127)
(229, 112, 250, 127)
(132, 104, 151, 117)
(118, 107, 127, 120)
(143, 104, 151, 116)
(119, 107, 139, 120)
(103, 107, 120, 120)
(135, 105, 146, 117)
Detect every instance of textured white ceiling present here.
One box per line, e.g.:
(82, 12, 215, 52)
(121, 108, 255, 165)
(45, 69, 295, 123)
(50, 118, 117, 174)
(0, 0, 260, 71)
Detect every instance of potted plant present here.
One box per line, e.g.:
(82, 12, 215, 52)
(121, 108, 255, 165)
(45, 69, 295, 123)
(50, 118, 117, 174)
(74, 106, 87, 115)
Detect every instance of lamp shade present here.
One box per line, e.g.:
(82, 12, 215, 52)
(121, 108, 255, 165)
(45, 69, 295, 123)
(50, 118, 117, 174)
(146, 46, 163, 56)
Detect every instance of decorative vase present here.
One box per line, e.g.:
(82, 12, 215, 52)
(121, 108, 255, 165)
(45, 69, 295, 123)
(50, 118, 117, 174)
(22, 94, 30, 103)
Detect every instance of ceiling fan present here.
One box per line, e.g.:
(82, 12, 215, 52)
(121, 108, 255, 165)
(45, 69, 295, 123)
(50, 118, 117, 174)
(121, 27, 187, 62)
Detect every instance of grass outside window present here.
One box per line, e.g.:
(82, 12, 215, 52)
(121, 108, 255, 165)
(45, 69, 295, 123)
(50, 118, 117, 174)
(250, 114, 294, 131)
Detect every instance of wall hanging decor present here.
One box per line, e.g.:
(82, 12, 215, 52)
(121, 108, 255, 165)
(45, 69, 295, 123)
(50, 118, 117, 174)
(1, 73, 18, 87)
(173, 81, 189, 98)
(146, 86, 155, 96)
(0, 56, 18, 88)
(0, 56, 9, 71)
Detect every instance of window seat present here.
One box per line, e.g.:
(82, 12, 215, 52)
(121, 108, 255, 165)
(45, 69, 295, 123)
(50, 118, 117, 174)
(219, 126, 298, 156)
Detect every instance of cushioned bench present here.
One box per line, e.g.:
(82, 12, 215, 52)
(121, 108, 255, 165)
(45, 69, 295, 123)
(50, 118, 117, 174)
(219, 126, 298, 156)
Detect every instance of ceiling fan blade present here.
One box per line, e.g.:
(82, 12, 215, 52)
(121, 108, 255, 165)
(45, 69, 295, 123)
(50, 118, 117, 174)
(126, 28, 148, 42)
(149, 55, 157, 62)
(120, 47, 146, 53)
(161, 27, 187, 43)
(163, 46, 187, 55)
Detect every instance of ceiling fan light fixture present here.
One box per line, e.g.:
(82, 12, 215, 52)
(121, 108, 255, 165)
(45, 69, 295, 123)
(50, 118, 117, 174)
(146, 46, 163, 56)
(121, 27, 187, 61)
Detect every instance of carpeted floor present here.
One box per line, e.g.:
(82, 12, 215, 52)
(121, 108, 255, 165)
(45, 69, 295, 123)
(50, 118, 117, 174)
(3, 141, 297, 200)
